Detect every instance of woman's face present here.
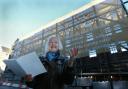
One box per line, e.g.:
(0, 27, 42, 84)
(48, 37, 58, 52)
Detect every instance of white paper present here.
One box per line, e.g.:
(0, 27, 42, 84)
(4, 52, 47, 77)
(4, 59, 26, 76)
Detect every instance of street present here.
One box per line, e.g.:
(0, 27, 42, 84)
(0, 86, 20, 89)
(0, 85, 82, 89)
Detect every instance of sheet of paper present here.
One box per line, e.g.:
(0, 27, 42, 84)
(4, 59, 26, 76)
(4, 52, 47, 77)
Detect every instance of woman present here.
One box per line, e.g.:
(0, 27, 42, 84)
(25, 36, 75, 89)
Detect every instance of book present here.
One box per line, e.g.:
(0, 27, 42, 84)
(4, 52, 47, 77)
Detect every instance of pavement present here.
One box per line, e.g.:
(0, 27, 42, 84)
(0, 81, 31, 89)
(0, 86, 21, 89)
(0, 81, 82, 89)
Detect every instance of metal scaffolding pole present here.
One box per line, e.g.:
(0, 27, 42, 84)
(120, 0, 128, 16)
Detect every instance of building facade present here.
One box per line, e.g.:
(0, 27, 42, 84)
(4, 0, 128, 86)
(11, 0, 128, 59)
(0, 46, 11, 78)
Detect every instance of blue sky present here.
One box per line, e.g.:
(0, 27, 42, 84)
(0, 0, 128, 48)
(0, 0, 91, 48)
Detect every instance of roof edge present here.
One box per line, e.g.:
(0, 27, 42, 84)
(20, 0, 106, 41)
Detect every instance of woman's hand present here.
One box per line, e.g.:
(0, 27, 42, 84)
(67, 59, 74, 67)
(24, 74, 33, 82)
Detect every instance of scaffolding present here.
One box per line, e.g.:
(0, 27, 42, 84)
(4, 0, 128, 86)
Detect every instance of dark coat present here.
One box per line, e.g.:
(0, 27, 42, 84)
(26, 60, 74, 89)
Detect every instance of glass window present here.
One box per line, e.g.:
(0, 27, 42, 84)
(105, 27, 112, 36)
(121, 47, 127, 51)
(66, 44, 71, 47)
(86, 33, 94, 42)
(65, 30, 70, 37)
(84, 20, 93, 28)
(65, 39, 71, 44)
(119, 41, 128, 51)
(111, 11, 118, 20)
(80, 23, 85, 28)
(109, 44, 118, 54)
(89, 49, 97, 58)
(113, 24, 122, 33)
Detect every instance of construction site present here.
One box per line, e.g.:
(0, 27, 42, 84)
(1, 0, 128, 89)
